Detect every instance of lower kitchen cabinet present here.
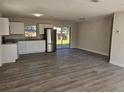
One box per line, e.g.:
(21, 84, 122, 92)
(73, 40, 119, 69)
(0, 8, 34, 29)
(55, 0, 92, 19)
(18, 40, 45, 54)
(2, 44, 18, 64)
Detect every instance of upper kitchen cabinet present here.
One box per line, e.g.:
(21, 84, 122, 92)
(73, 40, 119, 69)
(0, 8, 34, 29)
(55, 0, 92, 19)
(10, 22, 24, 34)
(38, 24, 53, 34)
(0, 18, 9, 35)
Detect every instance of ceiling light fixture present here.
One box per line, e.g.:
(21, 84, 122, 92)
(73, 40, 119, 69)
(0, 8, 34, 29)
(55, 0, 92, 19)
(32, 13, 44, 17)
(79, 18, 86, 21)
(91, 0, 100, 3)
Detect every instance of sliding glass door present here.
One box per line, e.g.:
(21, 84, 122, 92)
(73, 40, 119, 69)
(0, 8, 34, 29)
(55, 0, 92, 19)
(54, 26, 71, 49)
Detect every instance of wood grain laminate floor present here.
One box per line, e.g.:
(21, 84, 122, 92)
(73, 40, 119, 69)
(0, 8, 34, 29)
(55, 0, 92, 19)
(0, 48, 124, 92)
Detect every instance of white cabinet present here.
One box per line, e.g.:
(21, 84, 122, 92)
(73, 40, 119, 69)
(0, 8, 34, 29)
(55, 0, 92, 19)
(38, 24, 53, 34)
(2, 44, 18, 64)
(0, 18, 9, 35)
(18, 40, 45, 54)
(10, 22, 24, 34)
(17, 41, 25, 54)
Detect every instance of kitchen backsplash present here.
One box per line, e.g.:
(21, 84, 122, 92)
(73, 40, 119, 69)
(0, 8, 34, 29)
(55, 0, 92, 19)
(4, 34, 25, 40)
(2, 34, 45, 44)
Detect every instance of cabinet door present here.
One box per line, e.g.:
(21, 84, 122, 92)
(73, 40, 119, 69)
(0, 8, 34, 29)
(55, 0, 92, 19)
(40, 41, 45, 52)
(27, 41, 34, 53)
(2, 44, 18, 63)
(10, 22, 24, 34)
(39, 24, 53, 34)
(32, 41, 39, 52)
(0, 18, 9, 35)
(18, 42, 26, 54)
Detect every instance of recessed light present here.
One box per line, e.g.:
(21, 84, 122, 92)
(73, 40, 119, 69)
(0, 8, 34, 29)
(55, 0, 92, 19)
(32, 13, 44, 17)
(91, 0, 100, 3)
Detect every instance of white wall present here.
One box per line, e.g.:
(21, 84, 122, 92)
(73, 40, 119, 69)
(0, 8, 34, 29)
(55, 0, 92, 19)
(77, 16, 112, 56)
(0, 13, 2, 17)
(110, 12, 124, 67)
(8, 17, 78, 48)
(0, 13, 2, 66)
(0, 36, 2, 66)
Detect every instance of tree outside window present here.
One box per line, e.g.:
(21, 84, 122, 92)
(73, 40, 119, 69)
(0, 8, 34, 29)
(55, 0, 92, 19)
(25, 25, 37, 38)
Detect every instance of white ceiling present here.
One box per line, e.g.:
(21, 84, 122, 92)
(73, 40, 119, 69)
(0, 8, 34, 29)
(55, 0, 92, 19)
(0, 0, 124, 21)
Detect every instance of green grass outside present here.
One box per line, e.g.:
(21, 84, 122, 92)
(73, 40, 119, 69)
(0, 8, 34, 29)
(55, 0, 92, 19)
(57, 40, 70, 45)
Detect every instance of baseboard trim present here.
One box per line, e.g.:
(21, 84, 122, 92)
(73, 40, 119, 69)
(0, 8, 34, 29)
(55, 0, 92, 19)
(110, 61, 124, 68)
(2, 61, 15, 64)
(77, 47, 109, 56)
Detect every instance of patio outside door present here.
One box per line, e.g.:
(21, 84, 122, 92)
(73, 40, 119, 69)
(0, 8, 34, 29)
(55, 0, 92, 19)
(54, 26, 71, 49)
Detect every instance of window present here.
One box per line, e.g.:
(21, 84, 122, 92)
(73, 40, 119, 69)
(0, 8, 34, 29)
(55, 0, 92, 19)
(25, 25, 37, 37)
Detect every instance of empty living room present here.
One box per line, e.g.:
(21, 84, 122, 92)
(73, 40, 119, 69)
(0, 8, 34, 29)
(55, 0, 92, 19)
(0, 0, 124, 92)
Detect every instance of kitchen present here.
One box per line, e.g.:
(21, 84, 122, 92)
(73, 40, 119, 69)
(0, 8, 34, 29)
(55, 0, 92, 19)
(0, 18, 55, 66)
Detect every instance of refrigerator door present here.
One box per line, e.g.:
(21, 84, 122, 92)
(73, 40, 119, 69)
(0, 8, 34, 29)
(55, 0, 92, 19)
(45, 28, 56, 52)
(47, 29, 52, 52)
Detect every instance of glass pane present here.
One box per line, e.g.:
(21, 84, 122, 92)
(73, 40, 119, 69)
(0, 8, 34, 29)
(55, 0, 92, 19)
(55, 27, 62, 49)
(54, 26, 70, 49)
(61, 27, 70, 48)
(25, 25, 37, 37)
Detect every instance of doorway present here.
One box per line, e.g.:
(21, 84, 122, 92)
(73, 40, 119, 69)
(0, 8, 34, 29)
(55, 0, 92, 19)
(54, 26, 71, 49)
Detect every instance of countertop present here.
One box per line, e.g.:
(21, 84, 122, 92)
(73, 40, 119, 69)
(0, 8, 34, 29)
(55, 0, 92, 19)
(2, 43, 17, 45)
(2, 39, 46, 44)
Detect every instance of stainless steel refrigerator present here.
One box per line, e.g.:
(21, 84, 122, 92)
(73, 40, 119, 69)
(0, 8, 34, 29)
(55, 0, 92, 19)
(45, 28, 56, 52)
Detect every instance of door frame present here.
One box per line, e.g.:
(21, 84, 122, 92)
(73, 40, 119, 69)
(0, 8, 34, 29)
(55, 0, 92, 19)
(55, 26, 71, 49)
